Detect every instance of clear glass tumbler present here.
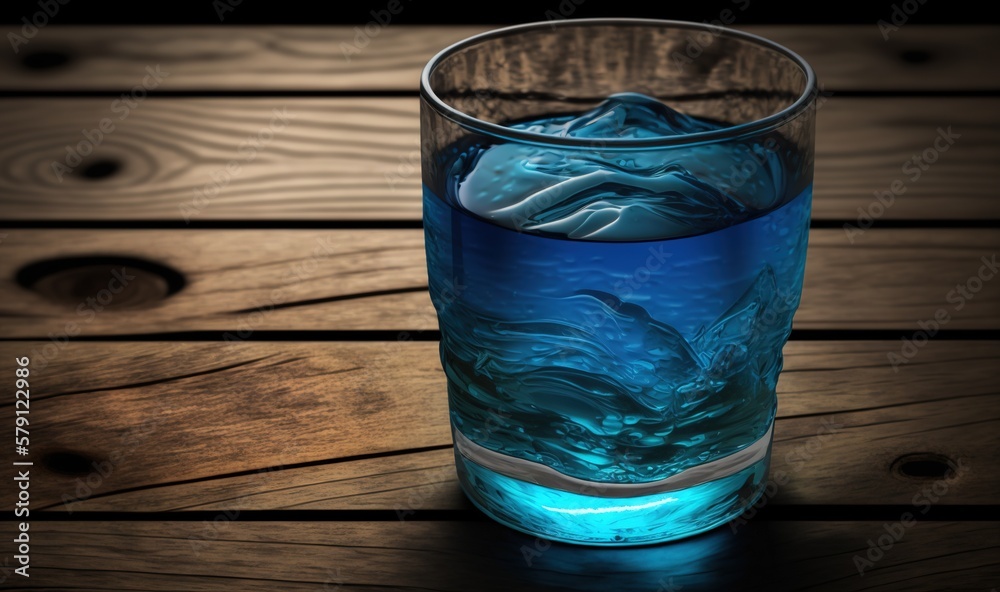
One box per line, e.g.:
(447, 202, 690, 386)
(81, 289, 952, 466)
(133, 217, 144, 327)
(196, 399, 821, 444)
(421, 19, 816, 545)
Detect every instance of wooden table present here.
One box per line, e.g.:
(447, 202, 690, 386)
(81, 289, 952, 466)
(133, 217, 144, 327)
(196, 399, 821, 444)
(1, 25, 998, 591)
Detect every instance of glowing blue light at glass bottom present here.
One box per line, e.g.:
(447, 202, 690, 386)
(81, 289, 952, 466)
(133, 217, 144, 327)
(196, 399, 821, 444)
(456, 442, 771, 546)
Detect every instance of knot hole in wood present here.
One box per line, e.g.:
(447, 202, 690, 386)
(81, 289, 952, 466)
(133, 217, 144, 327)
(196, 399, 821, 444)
(42, 450, 98, 476)
(891, 452, 960, 480)
(899, 49, 932, 64)
(20, 49, 73, 70)
(16, 256, 186, 310)
(77, 158, 122, 180)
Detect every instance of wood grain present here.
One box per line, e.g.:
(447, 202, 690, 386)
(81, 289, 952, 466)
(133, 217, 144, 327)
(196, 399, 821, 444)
(0, 228, 997, 336)
(0, 98, 997, 221)
(0, 23, 991, 592)
(1, 340, 994, 512)
(6, 520, 998, 591)
(0, 228, 435, 335)
(0, 99, 420, 220)
(799, 229, 1000, 329)
(1, 341, 449, 512)
(0, 26, 997, 91)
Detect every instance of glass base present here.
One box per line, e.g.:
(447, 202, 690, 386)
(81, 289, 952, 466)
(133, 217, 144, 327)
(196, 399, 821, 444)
(455, 438, 772, 546)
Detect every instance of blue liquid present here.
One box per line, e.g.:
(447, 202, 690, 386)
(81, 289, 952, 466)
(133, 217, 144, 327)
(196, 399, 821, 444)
(424, 94, 811, 545)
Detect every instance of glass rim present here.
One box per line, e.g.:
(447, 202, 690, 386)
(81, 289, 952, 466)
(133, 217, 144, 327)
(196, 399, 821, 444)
(420, 18, 818, 149)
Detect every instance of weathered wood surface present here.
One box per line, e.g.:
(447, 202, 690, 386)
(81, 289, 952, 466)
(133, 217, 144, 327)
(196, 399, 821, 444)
(0, 228, 434, 335)
(0, 99, 420, 221)
(1, 340, 993, 512)
(0, 228, 997, 336)
(4, 521, 997, 591)
(1, 26, 997, 91)
(0, 24, 995, 592)
(0, 98, 995, 221)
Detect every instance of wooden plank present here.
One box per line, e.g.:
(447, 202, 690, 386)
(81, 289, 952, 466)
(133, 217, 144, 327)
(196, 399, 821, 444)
(0, 97, 995, 221)
(0, 228, 997, 335)
(0, 99, 420, 221)
(0, 341, 450, 512)
(813, 98, 997, 221)
(5, 521, 998, 591)
(1, 341, 994, 512)
(799, 229, 1000, 329)
(0, 26, 997, 91)
(0, 228, 435, 335)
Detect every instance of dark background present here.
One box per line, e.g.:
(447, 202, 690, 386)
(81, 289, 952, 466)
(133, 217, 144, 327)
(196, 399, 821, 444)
(0, 0, 992, 24)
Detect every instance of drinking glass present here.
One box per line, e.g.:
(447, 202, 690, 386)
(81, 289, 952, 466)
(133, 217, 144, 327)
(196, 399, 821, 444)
(421, 18, 816, 545)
